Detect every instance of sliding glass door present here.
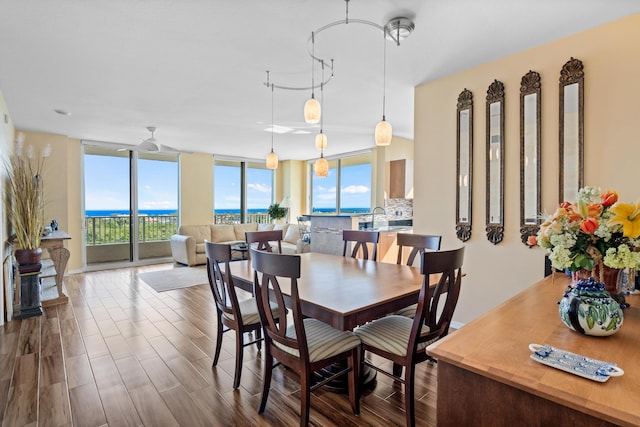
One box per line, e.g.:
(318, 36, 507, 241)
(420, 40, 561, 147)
(83, 144, 178, 265)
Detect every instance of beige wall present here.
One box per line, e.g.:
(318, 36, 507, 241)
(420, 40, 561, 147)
(180, 153, 214, 225)
(17, 131, 83, 272)
(1, 91, 15, 323)
(279, 160, 307, 222)
(414, 14, 640, 324)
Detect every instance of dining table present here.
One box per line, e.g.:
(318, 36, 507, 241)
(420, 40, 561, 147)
(227, 252, 425, 331)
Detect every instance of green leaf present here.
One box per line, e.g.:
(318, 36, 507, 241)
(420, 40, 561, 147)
(605, 319, 615, 331)
(587, 314, 595, 329)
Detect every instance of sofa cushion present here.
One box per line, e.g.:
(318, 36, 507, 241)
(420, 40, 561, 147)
(273, 223, 289, 234)
(178, 225, 211, 244)
(258, 223, 275, 231)
(233, 223, 259, 241)
(210, 224, 236, 243)
(195, 242, 206, 254)
(284, 224, 300, 244)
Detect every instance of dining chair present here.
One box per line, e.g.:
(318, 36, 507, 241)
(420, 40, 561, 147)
(394, 233, 442, 318)
(396, 233, 442, 267)
(342, 229, 379, 260)
(251, 249, 361, 426)
(354, 247, 465, 427)
(245, 230, 283, 258)
(205, 242, 266, 389)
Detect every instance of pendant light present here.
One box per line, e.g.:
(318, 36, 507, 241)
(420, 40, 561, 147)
(303, 32, 321, 124)
(375, 30, 392, 146)
(315, 60, 328, 151)
(266, 83, 278, 169)
(314, 152, 329, 177)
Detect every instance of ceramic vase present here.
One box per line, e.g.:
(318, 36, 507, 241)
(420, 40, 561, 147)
(559, 277, 623, 336)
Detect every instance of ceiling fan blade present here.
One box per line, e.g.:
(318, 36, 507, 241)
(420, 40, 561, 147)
(138, 140, 159, 152)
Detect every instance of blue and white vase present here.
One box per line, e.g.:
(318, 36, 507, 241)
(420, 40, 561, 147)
(559, 277, 624, 336)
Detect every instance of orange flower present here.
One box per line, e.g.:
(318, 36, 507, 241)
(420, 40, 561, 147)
(601, 190, 619, 207)
(559, 202, 573, 209)
(586, 203, 603, 218)
(580, 218, 599, 234)
(526, 235, 537, 246)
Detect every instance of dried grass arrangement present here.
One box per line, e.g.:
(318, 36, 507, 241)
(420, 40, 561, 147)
(3, 132, 50, 250)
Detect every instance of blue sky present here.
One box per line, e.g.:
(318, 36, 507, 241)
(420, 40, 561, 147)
(84, 154, 178, 211)
(84, 154, 370, 212)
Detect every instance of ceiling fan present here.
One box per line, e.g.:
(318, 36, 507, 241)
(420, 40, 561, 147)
(136, 126, 182, 153)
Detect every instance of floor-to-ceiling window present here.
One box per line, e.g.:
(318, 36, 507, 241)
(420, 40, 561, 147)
(310, 152, 372, 214)
(83, 144, 178, 265)
(214, 158, 273, 224)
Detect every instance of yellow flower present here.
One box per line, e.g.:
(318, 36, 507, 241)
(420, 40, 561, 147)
(608, 201, 640, 238)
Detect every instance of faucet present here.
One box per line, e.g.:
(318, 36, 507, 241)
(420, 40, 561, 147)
(371, 206, 386, 229)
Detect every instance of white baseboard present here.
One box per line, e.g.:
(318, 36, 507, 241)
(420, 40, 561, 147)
(451, 320, 465, 330)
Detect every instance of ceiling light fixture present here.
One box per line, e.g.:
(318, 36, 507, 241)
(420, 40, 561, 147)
(266, 81, 279, 170)
(315, 60, 329, 151)
(265, 0, 413, 149)
(314, 152, 329, 178)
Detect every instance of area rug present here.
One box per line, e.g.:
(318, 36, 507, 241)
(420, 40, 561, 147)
(138, 266, 208, 292)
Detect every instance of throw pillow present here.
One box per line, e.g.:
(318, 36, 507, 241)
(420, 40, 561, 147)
(258, 223, 275, 231)
(284, 224, 301, 244)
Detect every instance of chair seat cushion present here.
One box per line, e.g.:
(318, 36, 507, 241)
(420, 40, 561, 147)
(275, 318, 361, 362)
(223, 298, 278, 326)
(393, 303, 417, 318)
(355, 315, 434, 357)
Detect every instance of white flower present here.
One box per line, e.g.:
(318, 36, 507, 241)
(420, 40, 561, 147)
(577, 186, 601, 204)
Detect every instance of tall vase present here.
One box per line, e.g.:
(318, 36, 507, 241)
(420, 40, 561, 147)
(13, 248, 43, 319)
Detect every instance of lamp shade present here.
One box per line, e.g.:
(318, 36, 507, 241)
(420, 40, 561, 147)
(375, 119, 392, 146)
(304, 97, 321, 124)
(266, 150, 278, 169)
(315, 132, 328, 150)
(314, 156, 328, 177)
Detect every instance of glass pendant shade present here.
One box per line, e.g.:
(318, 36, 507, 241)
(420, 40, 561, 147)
(315, 131, 328, 150)
(314, 156, 329, 177)
(304, 97, 321, 124)
(375, 118, 393, 146)
(266, 150, 278, 170)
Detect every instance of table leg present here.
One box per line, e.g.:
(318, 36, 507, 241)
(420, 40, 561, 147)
(46, 246, 70, 299)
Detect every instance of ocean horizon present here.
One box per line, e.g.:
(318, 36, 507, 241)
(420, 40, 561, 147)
(85, 207, 370, 217)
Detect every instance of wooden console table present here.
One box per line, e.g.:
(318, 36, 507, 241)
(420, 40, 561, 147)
(39, 230, 71, 306)
(427, 273, 639, 427)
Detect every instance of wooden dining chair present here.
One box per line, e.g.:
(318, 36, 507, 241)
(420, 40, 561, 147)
(251, 249, 361, 427)
(245, 230, 283, 259)
(396, 233, 442, 266)
(354, 247, 465, 427)
(394, 233, 442, 318)
(205, 242, 266, 389)
(342, 229, 379, 260)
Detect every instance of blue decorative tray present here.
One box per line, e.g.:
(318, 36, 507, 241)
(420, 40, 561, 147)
(529, 344, 624, 382)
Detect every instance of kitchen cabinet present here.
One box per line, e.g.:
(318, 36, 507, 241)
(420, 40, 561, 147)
(389, 159, 414, 199)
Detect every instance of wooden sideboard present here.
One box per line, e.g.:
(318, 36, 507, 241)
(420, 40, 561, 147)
(427, 273, 639, 427)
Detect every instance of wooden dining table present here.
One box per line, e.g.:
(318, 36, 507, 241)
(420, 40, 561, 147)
(227, 252, 424, 331)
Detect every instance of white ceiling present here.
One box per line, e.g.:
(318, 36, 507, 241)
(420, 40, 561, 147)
(1, 1, 638, 161)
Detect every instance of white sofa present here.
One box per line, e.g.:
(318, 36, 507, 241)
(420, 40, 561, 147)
(170, 222, 308, 266)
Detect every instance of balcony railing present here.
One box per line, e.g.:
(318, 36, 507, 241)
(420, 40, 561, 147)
(85, 215, 178, 245)
(214, 212, 272, 224)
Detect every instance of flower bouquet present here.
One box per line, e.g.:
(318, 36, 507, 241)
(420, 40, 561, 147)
(534, 187, 640, 296)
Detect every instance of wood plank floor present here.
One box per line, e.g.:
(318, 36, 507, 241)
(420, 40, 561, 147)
(0, 264, 438, 426)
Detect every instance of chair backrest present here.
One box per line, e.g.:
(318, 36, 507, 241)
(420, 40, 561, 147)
(410, 247, 465, 352)
(342, 230, 379, 260)
(246, 230, 283, 257)
(205, 242, 242, 323)
(396, 233, 442, 266)
(251, 249, 309, 360)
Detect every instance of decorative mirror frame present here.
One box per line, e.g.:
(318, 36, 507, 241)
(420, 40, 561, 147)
(486, 80, 505, 244)
(456, 89, 473, 242)
(559, 57, 584, 203)
(520, 71, 542, 246)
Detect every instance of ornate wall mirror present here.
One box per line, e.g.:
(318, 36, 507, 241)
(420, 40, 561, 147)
(559, 57, 584, 203)
(456, 89, 473, 242)
(520, 71, 541, 246)
(486, 80, 504, 244)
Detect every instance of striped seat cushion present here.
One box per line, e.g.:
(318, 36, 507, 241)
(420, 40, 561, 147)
(355, 315, 435, 357)
(223, 298, 278, 326)
(274, 318, 361, 362)
(393, 303, 418, 318)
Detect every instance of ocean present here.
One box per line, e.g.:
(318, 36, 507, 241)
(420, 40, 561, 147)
(85, 207, 370, 217)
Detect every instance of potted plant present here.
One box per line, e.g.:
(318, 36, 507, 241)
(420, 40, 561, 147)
(267, 202, 287, 222)
(3, 132, 50, 318)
